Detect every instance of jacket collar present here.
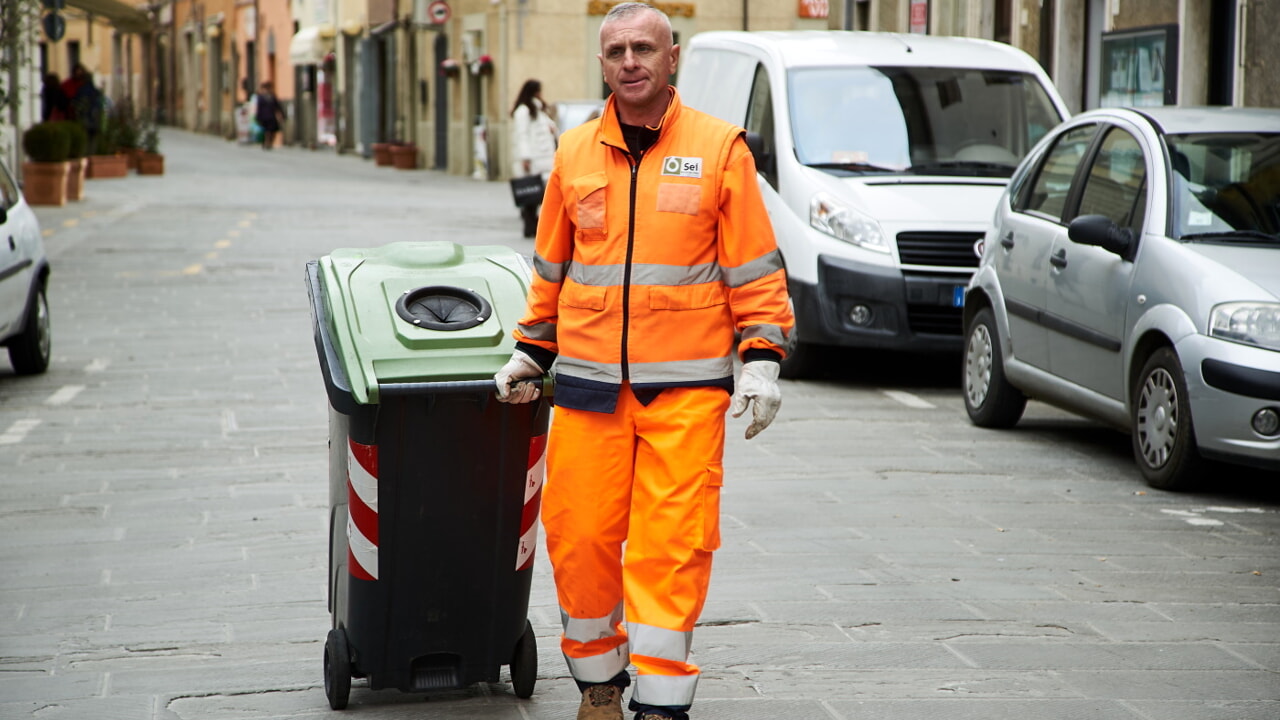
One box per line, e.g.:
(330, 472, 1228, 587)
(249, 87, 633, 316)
(599, 87, 683, 152)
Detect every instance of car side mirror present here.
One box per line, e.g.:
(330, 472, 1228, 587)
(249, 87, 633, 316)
(745, 131, 776, 179)
(1068, 214, 1134, 258)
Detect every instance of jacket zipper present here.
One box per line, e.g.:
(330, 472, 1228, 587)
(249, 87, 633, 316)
(621, 155, 640, 383)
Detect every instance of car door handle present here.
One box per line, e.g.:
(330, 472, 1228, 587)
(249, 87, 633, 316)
(1050, 248, 1068, 269)
(1000, 232, 1014, 250)
(7, 236, 15, 251)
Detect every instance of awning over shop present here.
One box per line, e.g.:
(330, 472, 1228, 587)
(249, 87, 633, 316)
(290, 25, 336, 66)
(66, 0, 150, 34)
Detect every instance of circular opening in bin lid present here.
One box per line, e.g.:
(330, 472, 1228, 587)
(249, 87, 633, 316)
(395, 286, 493, 331)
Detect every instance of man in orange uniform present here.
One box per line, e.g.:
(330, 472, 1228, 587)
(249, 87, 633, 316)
(494, 4, 793, 719)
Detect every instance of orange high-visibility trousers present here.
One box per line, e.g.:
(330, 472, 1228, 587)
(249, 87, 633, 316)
(542, 384, 730, 709)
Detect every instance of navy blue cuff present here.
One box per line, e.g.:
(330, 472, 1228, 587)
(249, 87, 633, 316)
(742, 348, 782, 364)
(516, 341, 557, 373)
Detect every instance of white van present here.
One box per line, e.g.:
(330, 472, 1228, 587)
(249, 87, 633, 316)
(678, 31, 1070, 376)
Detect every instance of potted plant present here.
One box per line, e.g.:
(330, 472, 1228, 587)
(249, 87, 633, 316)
(440, 58, 460, 78)
(136, 117, 164, 175)
(21, 122, 71, 206)
(372, 141, 394, 166)
(59, 121, 89, 201)
(88, 110, 129, 179)
(389, 141, 418, 170)
(116, 109, 141, 169)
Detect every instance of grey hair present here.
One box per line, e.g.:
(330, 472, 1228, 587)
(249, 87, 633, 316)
(601, 2, 673, 43)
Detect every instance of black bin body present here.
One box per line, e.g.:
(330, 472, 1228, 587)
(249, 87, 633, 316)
(307, 261, 549, 700)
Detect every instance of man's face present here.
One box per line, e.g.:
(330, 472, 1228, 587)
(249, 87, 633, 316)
(598, 11, 679, 120)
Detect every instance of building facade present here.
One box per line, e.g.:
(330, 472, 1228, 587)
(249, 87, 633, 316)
(6, 0, 1277, 180)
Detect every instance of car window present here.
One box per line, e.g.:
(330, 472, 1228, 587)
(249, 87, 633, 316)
(1167, 130, 1280, 238)
(1076, 128, 1147, 232)
(0, 162, 19, 210)
(745, 63, 777, 188)
(1022, 124, 1097, 222)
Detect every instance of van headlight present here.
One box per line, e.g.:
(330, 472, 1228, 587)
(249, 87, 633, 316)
(809, 192, 890, 253)
(1210, 302, 1280, 352)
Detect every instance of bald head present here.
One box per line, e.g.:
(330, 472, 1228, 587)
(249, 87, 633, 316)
(600, 2, 673, 47)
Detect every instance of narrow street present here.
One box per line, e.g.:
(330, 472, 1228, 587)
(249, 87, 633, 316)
(1, 128, 1277, 720)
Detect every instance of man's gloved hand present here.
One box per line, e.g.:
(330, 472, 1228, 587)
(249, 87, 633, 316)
(494, 350, 544, 404)
(730, 361, 781, 439)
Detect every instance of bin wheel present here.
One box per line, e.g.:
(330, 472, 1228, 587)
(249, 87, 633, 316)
(510, 620, 537, 699)
(324, 628, 352, 710)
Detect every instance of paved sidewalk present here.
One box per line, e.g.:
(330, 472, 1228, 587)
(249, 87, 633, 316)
(1, 128, 1277, 720)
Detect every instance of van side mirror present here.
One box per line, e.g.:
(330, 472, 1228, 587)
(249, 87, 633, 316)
(745, 131, 776, 179)
(1068, 214, 1134, 258)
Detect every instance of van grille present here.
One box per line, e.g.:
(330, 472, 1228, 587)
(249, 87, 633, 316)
(907, 305, 965, 336)
(897, 232, 984, 268)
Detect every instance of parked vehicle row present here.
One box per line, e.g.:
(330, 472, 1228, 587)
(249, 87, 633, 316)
(680, 30, 1277, 490)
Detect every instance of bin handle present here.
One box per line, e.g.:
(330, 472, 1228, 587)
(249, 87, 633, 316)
(378, 376, 550, 397)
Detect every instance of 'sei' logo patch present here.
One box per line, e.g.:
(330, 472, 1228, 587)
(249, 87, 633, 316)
(662, 156, 703, 179)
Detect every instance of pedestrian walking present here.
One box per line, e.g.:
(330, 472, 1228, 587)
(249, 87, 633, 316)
(41, 73, 70, 122)
(70, 69, 104, 154)
(493, 4, 794, 720)
(255, 82, 286, 149)
(510, 79, 559, 238)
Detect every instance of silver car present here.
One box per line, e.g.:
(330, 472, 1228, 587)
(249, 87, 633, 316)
(962, 106, 1280, 490)
(0, 159, 51, 375)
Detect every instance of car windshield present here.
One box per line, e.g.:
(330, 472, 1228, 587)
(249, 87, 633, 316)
(1168, 131, 1280, 242)
(787, 65, 1061, 178)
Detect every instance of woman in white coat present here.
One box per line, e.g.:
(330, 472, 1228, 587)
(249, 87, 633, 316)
(510, 79, 558, 238)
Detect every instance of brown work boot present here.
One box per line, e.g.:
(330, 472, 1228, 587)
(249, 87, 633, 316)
(577, 683, 624, 720)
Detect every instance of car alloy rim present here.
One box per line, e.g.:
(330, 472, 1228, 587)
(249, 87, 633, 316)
(965, 323, 993, 407)
(1136, 367, 1178, 469)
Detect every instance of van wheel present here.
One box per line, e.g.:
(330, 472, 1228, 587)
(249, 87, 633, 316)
(1132, 347, 1202, 491)
(779, 339, 820, 379)
(963, 307, 1025, 428)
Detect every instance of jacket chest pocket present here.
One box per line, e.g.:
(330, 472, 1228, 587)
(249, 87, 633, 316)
(572, 172, 609, 243)
(560, 282, 607, 311)
(648, 283, 726, 311)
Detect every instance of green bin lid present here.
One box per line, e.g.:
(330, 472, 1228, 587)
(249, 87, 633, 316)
(316, 242, 532, 404)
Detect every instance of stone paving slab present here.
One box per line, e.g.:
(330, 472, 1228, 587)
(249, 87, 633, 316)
(1, 128, 1277, 720)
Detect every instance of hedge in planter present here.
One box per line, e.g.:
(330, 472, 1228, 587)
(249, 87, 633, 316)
(21, 122, 71, 206)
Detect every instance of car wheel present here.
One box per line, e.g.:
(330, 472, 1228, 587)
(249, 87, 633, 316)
(1132, 347, 1202, 491)
(8, 286, 51, 375)
(963, 306, 1026, 428)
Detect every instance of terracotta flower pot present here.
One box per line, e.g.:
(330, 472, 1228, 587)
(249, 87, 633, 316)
(21, 161, 70, 206)
(65, 158, 88, 201)
(372, 143, 393, 166)
(87, 154, 129, 179)
(138, 153, 165, 175)
(390, 144, 418, 170)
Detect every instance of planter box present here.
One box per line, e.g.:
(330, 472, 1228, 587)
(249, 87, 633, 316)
(138, 153, 165, 175)
(372, 143, 393, 166)
(390, 145, 418, 170)
(21, 161, 70, 206)
(87, 154, 129, 179)
(65, 158, 87, 201)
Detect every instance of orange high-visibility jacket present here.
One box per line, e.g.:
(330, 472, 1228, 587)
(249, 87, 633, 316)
(514, 89, 794, 413)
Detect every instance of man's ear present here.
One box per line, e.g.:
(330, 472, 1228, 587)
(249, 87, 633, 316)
(669, 44, 680, 73)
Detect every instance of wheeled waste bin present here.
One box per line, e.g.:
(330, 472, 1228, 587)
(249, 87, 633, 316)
(305, 242, 550, 710)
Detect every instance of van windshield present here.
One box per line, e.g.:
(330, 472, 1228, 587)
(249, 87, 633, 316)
(788, 66, 1061, 178)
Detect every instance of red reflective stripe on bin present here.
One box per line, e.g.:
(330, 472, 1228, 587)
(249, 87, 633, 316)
(348, 439, 379, 581)
(516, 433, 547, 571)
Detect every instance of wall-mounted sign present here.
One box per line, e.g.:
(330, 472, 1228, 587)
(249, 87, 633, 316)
(798, 0, 828, 19)
(909, 0, 928, 34)
(1101, 24, 1179, 107)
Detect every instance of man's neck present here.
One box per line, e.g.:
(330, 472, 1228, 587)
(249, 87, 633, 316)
(614, 89, 671, 129)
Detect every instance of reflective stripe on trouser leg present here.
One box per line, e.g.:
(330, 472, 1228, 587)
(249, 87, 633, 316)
(543, 400, 636, 684)
(559, 603, 630, 683)
(627, 386, 729, 708)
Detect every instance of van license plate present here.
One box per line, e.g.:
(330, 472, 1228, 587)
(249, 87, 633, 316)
(952, 286, 966, 307)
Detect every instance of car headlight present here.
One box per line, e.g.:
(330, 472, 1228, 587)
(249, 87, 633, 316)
(1210, 302, 1280, 352)
(809, 192, 890, 253)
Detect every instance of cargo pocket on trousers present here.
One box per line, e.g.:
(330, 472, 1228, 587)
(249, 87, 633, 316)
(696, 464, 724, 551)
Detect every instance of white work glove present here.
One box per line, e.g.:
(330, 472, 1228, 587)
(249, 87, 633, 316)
(494, 350, 544, 404)
(730, 361, 781, 440)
